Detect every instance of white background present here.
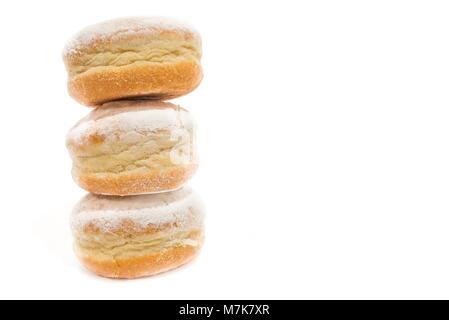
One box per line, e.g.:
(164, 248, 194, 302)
(0, 0, 449, 299)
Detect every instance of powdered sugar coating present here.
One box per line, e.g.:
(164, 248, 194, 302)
(71, 187, 204, 233)
(64, 16, 200, 56)
(66, 100, 194, 145)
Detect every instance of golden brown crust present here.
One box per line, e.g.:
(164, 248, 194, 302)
(77, 244, 200, 279)
(74, 164, 197, 196)
(68, 60, 202, 106)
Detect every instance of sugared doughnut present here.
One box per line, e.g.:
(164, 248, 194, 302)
(71, 187, 205, 279)
(63, 17, 202, 106)
(66, 100, 198, 196)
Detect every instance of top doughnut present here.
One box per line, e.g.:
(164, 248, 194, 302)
(63, 17, 202, 106)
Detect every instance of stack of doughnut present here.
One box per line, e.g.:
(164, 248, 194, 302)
(63, 17, 204, 279)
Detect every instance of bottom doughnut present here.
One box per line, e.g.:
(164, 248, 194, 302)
(71, 187, 204, 279)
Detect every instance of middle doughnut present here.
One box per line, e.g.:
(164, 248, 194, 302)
(66, 100, 198, 196)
